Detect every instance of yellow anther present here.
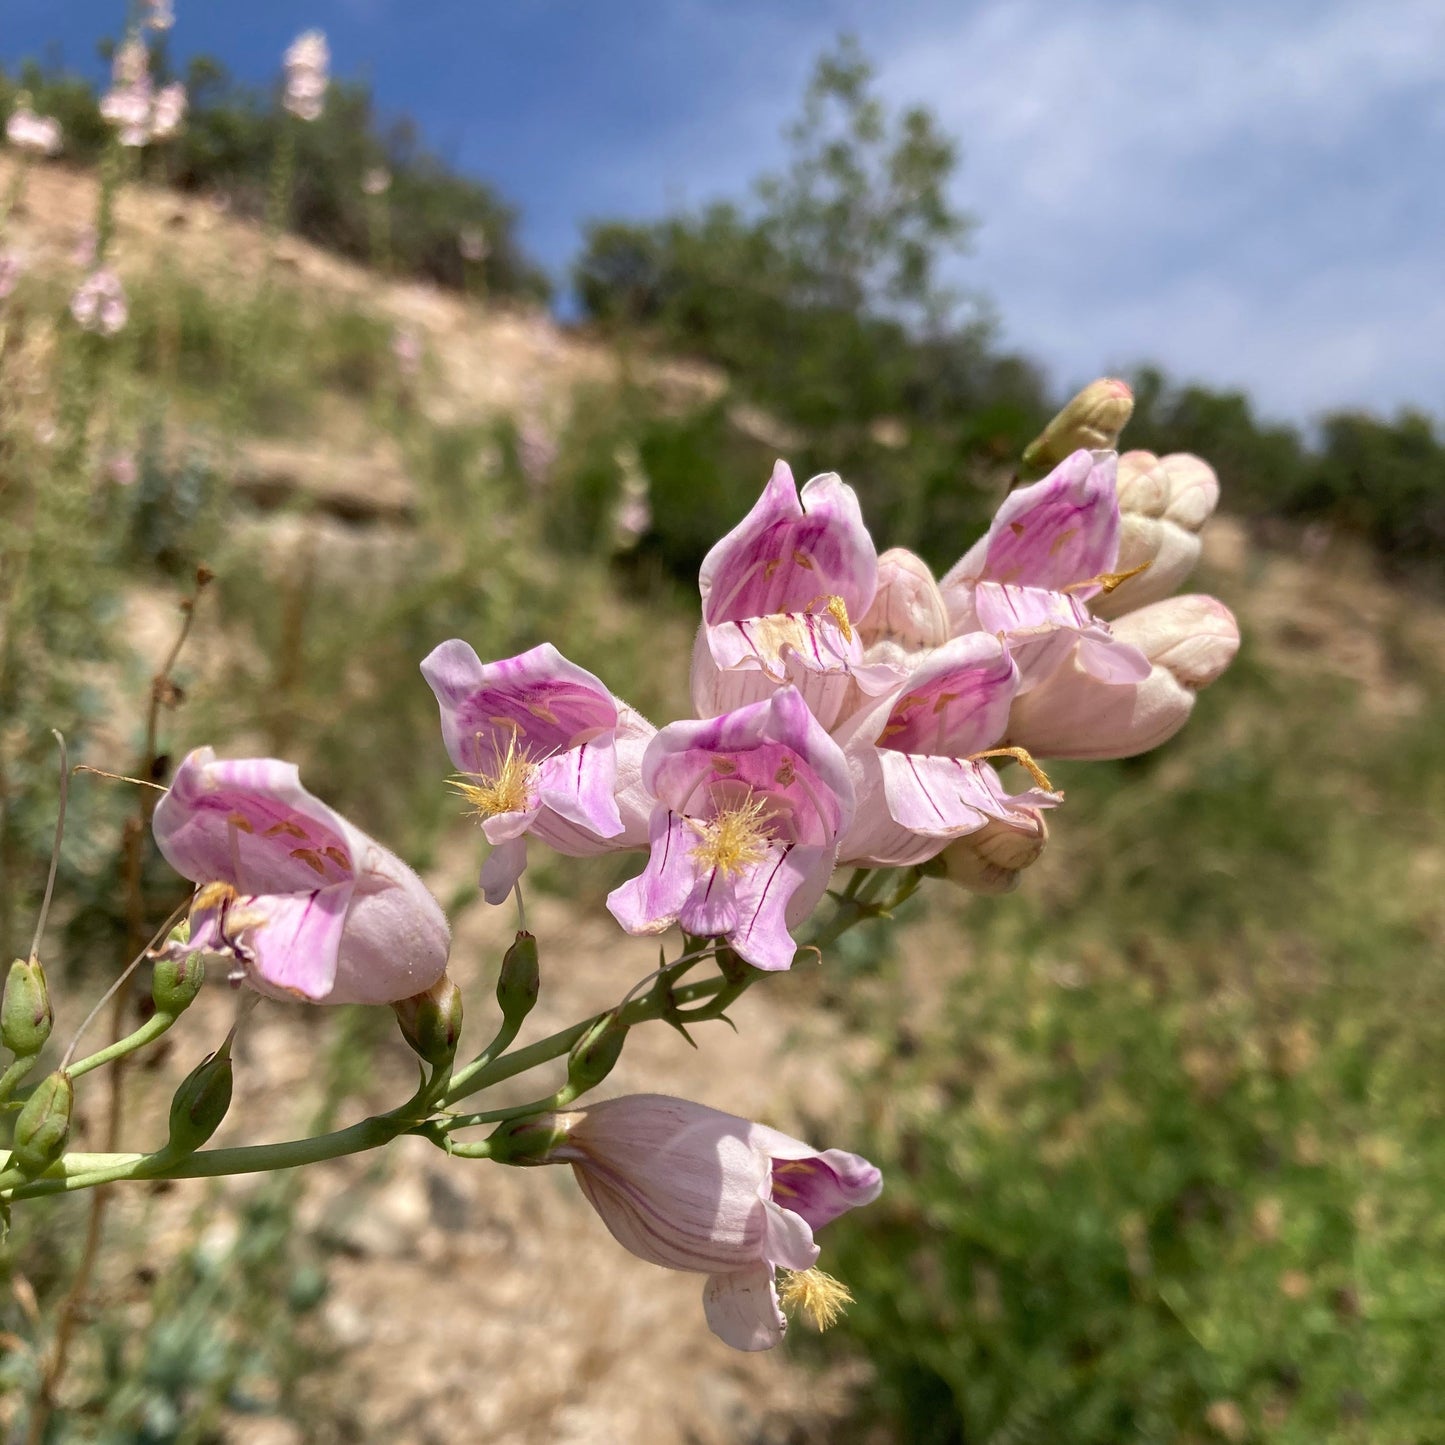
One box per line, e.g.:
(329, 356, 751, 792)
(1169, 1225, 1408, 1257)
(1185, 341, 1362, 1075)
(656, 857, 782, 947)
(1064, 559, 1152, 595)
(193, 881, 237, 914)
(778, 1268, 853, 1331)
(969, 746, 1056, 792)
(687, 793, 774, 879)
(823, 594, 854, 643)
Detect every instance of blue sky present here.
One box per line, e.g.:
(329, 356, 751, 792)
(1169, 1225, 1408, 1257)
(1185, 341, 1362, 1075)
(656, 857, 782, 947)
(4, 0, 1441, 425)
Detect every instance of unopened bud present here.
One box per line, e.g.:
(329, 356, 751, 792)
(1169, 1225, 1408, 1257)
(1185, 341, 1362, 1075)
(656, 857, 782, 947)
(485, 1110, 572, 1166)
(567, 1011, 628, 1094)
(1095, 452, 1222, 618)
(857, 548, 950, 653)
(1022, 378, 1134, 474)
(166, 1042, 234, 1154)
(932, 814, 1049, 895)
(392, 974, 464, 1067)
(2, 959, 53, 1058)
(151, 945, 205, 1016)
(11, 1070, 73, 1176)
(496, 931, 539, 1025)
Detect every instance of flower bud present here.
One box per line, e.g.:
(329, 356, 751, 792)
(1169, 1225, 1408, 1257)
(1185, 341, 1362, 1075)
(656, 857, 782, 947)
(496, 931, 539, 1025)
(932, 813, 1049, 894)
(567, 1011, 628, 1095)
(1021, 379, 1133, 474)
(392, 974, 464, 1067)
(856, 548, 950, 653)
(1094, 452, 1221, 618)
(151, 943, 205, 1016)
(11, 1070, 73, 1176)
(485, 1110, 573, 1166)
(2, 959, 53, 1058)
(166, 1042, 234, 1154)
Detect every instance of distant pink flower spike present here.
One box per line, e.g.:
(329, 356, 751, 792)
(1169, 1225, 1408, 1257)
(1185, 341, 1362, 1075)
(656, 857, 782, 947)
(608, 688, 853, 971)
(153, 749, 450, 1005)
(547, 1094, 882, 1351)
(421, 640, 654, 903)
(835, 634, 1059, 867)
(692, 460, 902, 729)
(282, 29, 330, 121)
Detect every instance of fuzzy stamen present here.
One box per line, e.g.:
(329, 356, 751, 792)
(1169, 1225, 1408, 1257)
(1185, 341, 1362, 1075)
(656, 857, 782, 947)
(449, 731, 538, 819)
(778, 1267, 853, 1331)
(687, 793, 774, 879)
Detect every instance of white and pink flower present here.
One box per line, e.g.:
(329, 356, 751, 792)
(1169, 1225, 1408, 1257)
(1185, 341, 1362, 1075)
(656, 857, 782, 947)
(282, 30, 330, 121)
(608, 687, 853, 971)
(692, 460, 901, 729)
(836, 633, 1060, 867)
(547, 1094, 882, 1350)
(941, 449, 1150, 690)
(422, 640, 654, 904)
(5, 104, 62, 156)
(153, 749, 451, 1005)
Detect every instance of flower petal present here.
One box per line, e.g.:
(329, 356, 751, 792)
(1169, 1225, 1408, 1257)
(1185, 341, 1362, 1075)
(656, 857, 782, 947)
(703, 1265, 786, 1351)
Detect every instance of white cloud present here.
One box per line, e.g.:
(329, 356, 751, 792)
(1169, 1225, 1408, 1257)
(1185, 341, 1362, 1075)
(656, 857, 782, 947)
(847, 0, 1445, 420)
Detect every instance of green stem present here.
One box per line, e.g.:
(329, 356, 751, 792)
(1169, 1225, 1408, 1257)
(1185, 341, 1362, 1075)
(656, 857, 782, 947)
(2, 881, 895, 1201)
(442, 973, 733, 1107)
(65, 1010, 176, 1081)
(0, 1054, 37, 1106)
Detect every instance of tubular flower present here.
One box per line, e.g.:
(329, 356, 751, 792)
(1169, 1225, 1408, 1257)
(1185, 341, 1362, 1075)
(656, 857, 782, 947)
(152, 749, 450, 1005)
(546, 1094, 882, 1351)
(1091, 450, 1221, 618)
(421, 640, 654, 904)
(691, 460, 902, 731)
(855, 546, 951, 658)
(940, 449, 1150, 689)
(835, 633, 1060, 868)
(608, 688, 854, 971)
(1004, 593, 1241, 760)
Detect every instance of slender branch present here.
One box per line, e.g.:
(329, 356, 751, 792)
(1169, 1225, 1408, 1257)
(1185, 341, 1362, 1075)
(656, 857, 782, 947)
(27, 731, 68, 966)
(65, 1010, 177, 1082)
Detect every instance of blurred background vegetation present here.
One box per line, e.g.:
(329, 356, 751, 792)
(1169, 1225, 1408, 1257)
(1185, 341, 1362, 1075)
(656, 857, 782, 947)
(1, 30, 1441, 1445)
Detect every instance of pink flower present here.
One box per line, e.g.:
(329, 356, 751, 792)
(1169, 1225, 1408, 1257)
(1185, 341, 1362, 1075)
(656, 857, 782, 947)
(691, 460, 901, 730)
(362, 166, 391, 196)
(70, 270, 128, 336)
(548, 1094, 882, 1351)
(835, 634, 1059, 867)
(940, 450, 1149, 689)
(421, 640, 654, 904)
(6, 105, 62, 156)
(282, 30, 330, 121)
(608, 687, 853, 972)
(1004, 594, 1241, 760)
(153, 749, 451, 1005)
(144, 0, 174, 30)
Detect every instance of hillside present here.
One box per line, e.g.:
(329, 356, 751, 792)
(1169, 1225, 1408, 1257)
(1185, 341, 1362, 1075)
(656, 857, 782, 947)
(3, 154, 1443, 1444)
